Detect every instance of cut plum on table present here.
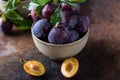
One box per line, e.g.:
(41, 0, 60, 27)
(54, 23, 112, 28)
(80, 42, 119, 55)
(23, 60, 46, 77)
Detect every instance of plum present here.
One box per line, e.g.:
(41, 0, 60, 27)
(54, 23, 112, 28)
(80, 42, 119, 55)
(62, 3, 73, 11)
(75, 14, 90, 33)
(68, 29, 79, 43)
(72, 3, 81, 13)
(32, 19, 53, 40)
(31, 7, 40, 22)
(0, 17, 13, 34)
(48, 23, 69, 44)
(62, 11, 78, 29)
(42, 3, 57, 19)
(62, 3, 80, 13)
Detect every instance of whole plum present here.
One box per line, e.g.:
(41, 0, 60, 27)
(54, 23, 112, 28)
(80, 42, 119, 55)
(0, 17, 13, 34)
(62, 3, 73, 11)
(48, 23, 69, 44)
(31, 7, 40, 22)
(42, 3, 57, 19)
(68, 29, 79, 43)
(62, 11, 78, 29)
(75, 14, 90, 33)
(62, 3, 80, 13)
(32, 19, 53, 40)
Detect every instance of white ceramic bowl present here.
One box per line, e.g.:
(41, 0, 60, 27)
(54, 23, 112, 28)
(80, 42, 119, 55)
(31, 28, 89, 60)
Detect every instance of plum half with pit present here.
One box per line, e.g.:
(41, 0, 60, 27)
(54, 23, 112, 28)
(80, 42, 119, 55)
(42, 3, 57, 19)
(68, 29, 79, 43)
(48, 23, 69, 44)
(75, 14, 90, 33)
(0, 17, 13, 34)
(32, 19, 53, 40)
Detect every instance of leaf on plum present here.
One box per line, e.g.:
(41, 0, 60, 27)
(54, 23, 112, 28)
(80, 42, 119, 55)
(51, 4, 62, 26)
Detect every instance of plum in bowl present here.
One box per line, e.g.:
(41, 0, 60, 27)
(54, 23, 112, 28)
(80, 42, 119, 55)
(31, 25, 89, 60)
(31, 2, 90, 60)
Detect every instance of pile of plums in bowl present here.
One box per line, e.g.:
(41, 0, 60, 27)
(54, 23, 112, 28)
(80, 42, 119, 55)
(31, 2, 90, 60)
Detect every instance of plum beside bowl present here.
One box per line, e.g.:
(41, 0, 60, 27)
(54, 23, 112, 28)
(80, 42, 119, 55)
(31, 28, 89, 60)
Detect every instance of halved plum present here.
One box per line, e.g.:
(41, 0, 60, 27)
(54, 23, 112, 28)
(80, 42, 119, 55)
(61, 57, 79, 78)
(23, 60, 46, 76)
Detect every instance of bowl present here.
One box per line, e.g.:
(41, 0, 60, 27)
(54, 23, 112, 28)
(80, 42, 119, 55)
(31, 28, 89, 60)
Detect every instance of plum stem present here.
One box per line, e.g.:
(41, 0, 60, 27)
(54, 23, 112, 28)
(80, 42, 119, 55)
(20, 58, 27, 63)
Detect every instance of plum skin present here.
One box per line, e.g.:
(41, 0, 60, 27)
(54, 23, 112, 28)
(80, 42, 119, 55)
(48, 23, 69, 44)
(42, 3, 57, 19)
(62, 11, 78, 29)
(62, 3, 80, 13)
(0, 18, 13, 34)
(62, 3, 73, 11)
(75, 15, 90, 33)
(32, 19, 53, 40)
(68, 29, 79, 43)
(31, 7, 40, 22)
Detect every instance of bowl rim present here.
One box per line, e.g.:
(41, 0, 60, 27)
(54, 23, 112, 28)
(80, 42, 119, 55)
(31, 27, 89, 47)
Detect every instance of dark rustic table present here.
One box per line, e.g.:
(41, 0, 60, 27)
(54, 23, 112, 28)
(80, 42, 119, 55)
(0, 0, 120, 80)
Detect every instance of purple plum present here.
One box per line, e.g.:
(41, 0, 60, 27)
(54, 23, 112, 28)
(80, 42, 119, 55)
(32, 19, 53, 40)
(68, 29, 80, 43)
(62, 3, 73, 11)
(62, 11, 78, 29)
(75, 14, 90, 33)
(31, 7, 40, 22)
(48, 23, 69, 44)
(0, 17, 13, 34)
(42, 3, 57, 19)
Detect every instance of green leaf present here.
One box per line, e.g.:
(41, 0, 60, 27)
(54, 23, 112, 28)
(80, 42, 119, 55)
(36, 5, 43, 17)
(32, 0, 51, 7)
(51, 4, 62, 26)
(61, 0, 77, 8)
(6, 10, 23, 24)
(69, 0, 87, 3)
(4, 0, 32, 30)
(5, 0, 21, 11)
(16, 20, 32, 30)
(53, 0, 60, 4)
(6, 10, 32, 30)
(17, 25, 31, 30)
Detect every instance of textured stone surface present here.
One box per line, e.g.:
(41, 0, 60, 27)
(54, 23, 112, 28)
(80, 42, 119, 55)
(0, 0, 120, 80)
